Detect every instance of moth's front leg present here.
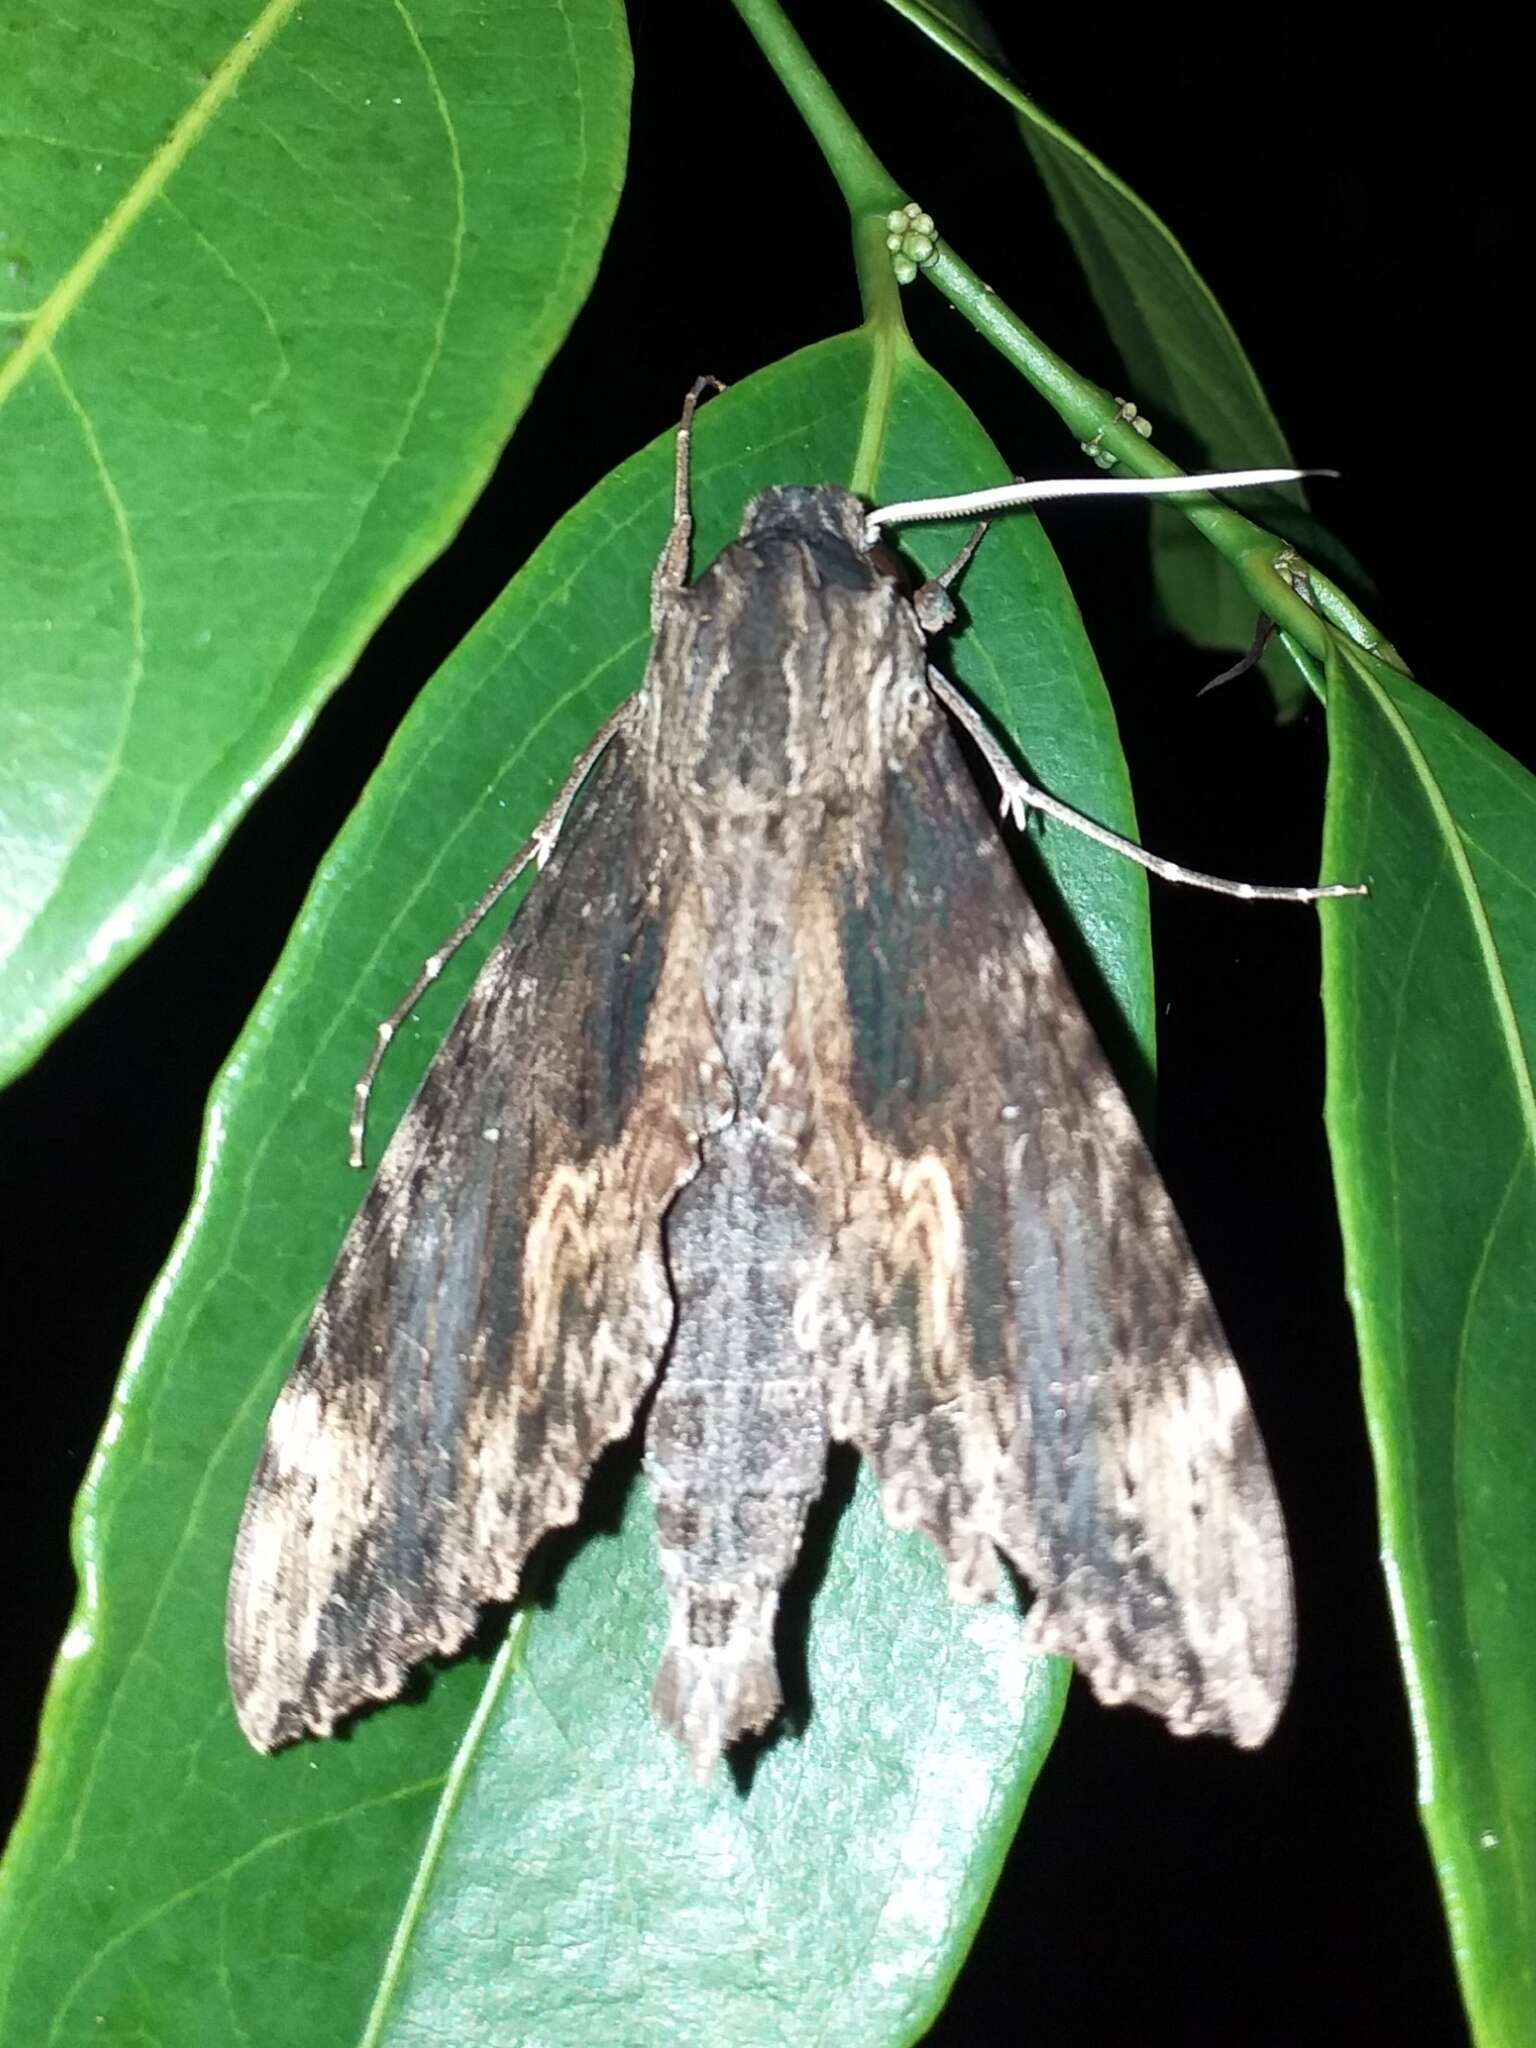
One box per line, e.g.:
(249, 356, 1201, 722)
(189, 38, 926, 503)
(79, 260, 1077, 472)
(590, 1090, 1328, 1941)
(644, 1120, 829, 1779)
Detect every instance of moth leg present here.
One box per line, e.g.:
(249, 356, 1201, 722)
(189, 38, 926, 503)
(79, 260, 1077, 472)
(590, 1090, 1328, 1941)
(349, 693, 641, 1167)
(645, 1122, 829, 1780)
(911, 519, 988, 635)
(1196, 614, 1275, 697)
(650, 373, 725, 624)
(926, 666, 1366, 905)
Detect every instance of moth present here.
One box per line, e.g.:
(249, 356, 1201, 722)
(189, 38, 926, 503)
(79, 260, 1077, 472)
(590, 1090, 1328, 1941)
(227, 384, 1361, 1776)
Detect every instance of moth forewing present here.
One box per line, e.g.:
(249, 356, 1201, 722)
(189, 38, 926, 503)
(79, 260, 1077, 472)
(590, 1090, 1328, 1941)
(229, 423, 1321, 1770)
(225, 735, 704, 1752)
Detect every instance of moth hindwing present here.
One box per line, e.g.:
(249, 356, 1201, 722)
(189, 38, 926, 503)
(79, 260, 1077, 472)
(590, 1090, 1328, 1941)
(227, 440, 1295, 1777)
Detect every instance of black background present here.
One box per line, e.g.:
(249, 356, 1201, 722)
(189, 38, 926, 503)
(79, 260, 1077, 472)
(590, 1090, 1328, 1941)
(2, 8, 1518, 2044)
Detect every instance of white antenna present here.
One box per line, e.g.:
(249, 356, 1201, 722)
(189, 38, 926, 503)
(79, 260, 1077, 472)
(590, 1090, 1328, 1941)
(865, 468, 1333, 546)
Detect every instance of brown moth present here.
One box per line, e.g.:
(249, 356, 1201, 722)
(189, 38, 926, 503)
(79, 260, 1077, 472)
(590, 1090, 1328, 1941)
(227, 386, 1360, 1776)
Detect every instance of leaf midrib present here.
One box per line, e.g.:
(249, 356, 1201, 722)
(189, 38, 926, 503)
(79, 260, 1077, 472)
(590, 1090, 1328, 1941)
(1350, 647, 1536, 1149)
(1345, 643, 1536, 2010)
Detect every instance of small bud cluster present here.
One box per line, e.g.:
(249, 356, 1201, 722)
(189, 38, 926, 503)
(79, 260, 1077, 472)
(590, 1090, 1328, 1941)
(886, 202, 937, 284)
(1080, 397, 1154, 469)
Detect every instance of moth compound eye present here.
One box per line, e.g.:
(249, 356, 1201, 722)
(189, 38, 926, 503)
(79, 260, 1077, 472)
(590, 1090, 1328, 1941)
(864, 541, 909, 590)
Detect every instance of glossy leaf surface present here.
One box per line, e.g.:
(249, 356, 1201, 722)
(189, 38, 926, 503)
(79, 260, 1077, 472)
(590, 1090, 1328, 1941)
(0, 0, 630, 1081)
(1322, 646, 1536, 2048)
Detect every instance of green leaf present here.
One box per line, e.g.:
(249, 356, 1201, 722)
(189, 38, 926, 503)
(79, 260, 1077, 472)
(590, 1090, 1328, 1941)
(0, 0, 631, 1085)
(881, 0, 1363, 713)
(1321, 646, 1536, 2048)
(0, 334, 1154, 2046)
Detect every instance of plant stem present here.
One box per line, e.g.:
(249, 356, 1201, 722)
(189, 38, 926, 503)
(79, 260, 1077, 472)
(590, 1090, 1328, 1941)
(735, 0, 1406, 673)
(729, 0, 905, 335)
(934, 243, 1412, 668)
(729, 0, 893, 209)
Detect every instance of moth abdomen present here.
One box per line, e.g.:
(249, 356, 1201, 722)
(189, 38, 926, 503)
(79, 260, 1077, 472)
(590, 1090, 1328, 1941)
(645, 1113, 830, 1777)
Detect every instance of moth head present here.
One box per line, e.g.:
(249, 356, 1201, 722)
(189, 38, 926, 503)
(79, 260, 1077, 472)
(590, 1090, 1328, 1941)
(737, 484, 869, 554)
(737, 484, 916, 614)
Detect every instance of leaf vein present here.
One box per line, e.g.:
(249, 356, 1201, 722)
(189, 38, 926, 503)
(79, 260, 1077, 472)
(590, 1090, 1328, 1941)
(0, 0, 303, 412)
